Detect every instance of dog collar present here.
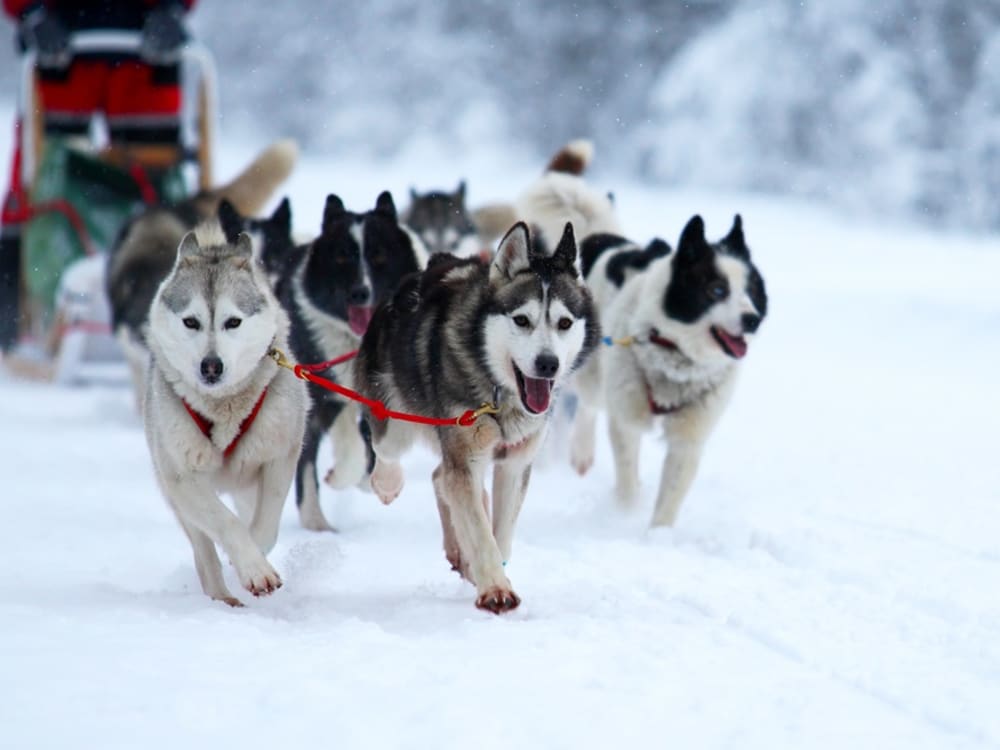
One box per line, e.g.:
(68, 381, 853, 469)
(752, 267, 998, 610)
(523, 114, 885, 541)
(648, 329, 679, 351)
(182, 388, 268, 459)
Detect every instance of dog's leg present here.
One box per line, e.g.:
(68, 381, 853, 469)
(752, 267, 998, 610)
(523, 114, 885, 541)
(296, 417, 335, 532)
(436, 492, 469, 580)
(569, 356, 601, 475)
(324, 401, 367, 490)
(608, 413, 643, 509)
(650, 385, 732, 527)
(569, 401, 598, 476)
(231, 488, 256, 525)
(650, 441, 704, 528)
(433, 440, 518, 614)
(176, 515, 240, 606)
(369, 419, 410, 505)
(491, 460, 533, 564)
(165, 475, 282, 597)
(250, 448, 298, 554)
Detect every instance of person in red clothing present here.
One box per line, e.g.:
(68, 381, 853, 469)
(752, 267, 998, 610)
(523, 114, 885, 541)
(0, 0, 198, 352)
(5, 0, 197, 145)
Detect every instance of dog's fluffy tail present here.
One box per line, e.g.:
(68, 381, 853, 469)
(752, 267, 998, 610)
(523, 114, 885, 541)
(517, 139, 620, 242)
(471, 139, 600, 247)
(211, 139, 299, 216)
(545, 139, 594, 176)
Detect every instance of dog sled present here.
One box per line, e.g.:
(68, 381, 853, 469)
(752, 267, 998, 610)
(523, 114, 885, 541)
(0, 30, 218, 381)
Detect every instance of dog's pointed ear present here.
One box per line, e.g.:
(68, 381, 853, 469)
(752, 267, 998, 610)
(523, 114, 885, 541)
(491, 222, 531, 282)
(677, 215, 709, 261)
(552, 221, 578, 270)
(375, 191, 397, 219)
(217, 199, 243, 244)
(723, 214, 749, 259)
(234, 232, 254, 260)
(178, 231, 200, 262)
(271, 197, 292, 235)
(322, 194, 346, 233)
(409, 187, 418, 203)
(455, 180, 466, 203)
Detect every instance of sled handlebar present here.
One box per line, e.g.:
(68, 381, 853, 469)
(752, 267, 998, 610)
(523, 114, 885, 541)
(17, 31, 218, 191)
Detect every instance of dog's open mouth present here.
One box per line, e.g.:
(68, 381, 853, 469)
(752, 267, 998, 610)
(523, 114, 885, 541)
(347, 305, 374, 336)
(711, 326, 748, 359)
(514, 364, 554, 414)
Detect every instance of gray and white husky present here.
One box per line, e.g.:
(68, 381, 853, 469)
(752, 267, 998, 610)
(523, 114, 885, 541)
(144, 222, 308, 605)
(108, 140, 298, 411)
(402, 181, 484, 258)
(571, 215, 768, 527)
(353, 222, 600, 613)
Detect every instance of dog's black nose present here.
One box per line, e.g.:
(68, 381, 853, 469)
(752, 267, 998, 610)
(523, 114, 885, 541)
(349, 284, 371, 305)
(741, 313, 762, 334)
(534, 353, 559, 379)
(200, 355, 224, 383)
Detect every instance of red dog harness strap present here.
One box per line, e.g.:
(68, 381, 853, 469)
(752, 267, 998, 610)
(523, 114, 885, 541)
(182, 388, 268, 459)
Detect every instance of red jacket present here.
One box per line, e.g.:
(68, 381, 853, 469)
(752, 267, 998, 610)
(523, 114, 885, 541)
(4, 1, 196, 27)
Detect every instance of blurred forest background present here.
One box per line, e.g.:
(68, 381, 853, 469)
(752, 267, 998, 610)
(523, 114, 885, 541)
(2, 0, 999, 229)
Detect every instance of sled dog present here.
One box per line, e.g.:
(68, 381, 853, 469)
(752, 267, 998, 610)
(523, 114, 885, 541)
(144, 223, 307, 604)
(281, 191, 426, 531)
(353, 222, 600, 613)
(402, 181, 485, 258)
(571, 215, 768, 526)
(107, 139, 298, 409)
(217, 196, 298, 296)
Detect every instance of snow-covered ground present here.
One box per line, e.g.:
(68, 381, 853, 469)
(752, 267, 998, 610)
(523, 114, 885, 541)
(2, 128, 999, 749)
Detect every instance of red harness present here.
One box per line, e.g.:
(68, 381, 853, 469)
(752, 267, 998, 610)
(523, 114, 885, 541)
(646, 383, 681, 416)
(182, 389, 268, 459)
(645, 331, 682, 415)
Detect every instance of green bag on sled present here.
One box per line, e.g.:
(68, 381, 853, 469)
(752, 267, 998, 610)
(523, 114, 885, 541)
(22, 139, 186, 324)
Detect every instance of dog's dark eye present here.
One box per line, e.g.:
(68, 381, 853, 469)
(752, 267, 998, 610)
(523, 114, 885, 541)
(223, 317, 242, 330)
(182, 317, 201, 331)
(557, 317, 573, 331)
(707, 281, 729, 300)
(513, 314, 531, 328)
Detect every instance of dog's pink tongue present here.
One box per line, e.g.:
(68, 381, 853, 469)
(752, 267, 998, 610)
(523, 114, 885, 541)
(523, 376, 554, 413)
(348, 305, 374, 336)
(716, 328, 748, 359)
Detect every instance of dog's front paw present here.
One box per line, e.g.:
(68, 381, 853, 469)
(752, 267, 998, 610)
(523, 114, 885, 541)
(325, 450, 367, 490)
(476, 586, 521, 614)
(298, 502, 336, 533)
(236, 557, 283, 597)
(371, 460, 403, 505)
(214, 595, 245, 608)
(570, 446, 594, 476)
(446, 549, 473, 583)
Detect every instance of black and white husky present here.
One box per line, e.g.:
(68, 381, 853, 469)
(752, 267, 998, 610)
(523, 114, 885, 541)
(143, 223, 307, 605)
(217, 196, 299, 296)
(280, 191, 426, 531)
(353, 222, 600, 613)
(571, 215, 768, 526)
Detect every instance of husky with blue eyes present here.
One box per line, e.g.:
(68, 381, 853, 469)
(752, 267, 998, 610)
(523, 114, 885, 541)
(353, 222, 600, 613)
(143, 222, 307, 606)
(570, 215, 768, 527)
